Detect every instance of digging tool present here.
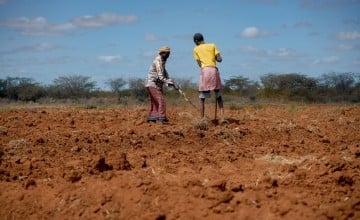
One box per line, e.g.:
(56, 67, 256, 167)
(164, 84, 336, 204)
(171, 84, 200, 112)
(178, 88, 200, 112)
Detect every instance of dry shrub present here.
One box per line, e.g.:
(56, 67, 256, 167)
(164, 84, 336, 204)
(7, 138, 30, 156)
(191, 118, 209, 131)
(257, 154, 316, 166)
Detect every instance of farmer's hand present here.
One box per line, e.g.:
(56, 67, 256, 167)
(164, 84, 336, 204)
(166, 79, 175, 87)
(167, 80, 179, 90)
(168, 83, 179, 90)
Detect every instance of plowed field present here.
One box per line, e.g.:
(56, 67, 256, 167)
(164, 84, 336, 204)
(0, 104, 359, 219)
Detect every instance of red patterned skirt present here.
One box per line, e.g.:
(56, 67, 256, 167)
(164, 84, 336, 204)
(146, 86, 166, 121)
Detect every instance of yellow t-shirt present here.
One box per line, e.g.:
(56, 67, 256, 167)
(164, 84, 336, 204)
(193, 43, 220, 68)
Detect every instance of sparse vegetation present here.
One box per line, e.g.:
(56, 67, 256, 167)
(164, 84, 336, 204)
(229, 103, 263, 110)
(0, 72, 359, 105)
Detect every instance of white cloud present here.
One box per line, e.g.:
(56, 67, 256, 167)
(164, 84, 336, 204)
(335, 31, 360, 40)
(240, 45, 267, 55)
(34, 42, 58, 51)
(313, 56, 340, 64)
(270, 48, 297, 58)
(2, 42, 58, 54)
(332, 44, 353, 51)
(242, 27, 261, 38)
(282, 21, 312, 29)
(0, 13, 138, 36)
(293, 21, 312, 28)
(240, 45, 299, 59)
(0, 16, 74, 36)
(97, 55, 123, 63)
(144, 33, 166, 41)
(238, 26, 275, 38)
(71, 13, 138, 28)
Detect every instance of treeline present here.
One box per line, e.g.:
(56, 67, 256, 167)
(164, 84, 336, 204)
(225, 72, 359, 103)
(0, 72, 359, 103)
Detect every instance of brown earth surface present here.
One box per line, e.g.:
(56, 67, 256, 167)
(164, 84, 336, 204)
(0, 103, 359, 220)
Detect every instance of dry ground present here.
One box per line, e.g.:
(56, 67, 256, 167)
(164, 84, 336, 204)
(0, 103, 359, 220)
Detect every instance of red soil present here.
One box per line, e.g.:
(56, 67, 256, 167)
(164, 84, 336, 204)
(0, 104, 359, 219)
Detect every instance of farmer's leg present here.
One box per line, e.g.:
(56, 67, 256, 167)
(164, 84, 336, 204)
(147, 87, 159, 122)
(199, 91, 210, 118)
(157, 92, 167, 122)
(200, 98, 205, 118)
(215, 90, 224, 119)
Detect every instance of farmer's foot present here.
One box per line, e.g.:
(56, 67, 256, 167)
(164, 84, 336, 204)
(147, 117, 157, 123)
(200, 117, 208, 123)
(219, 117, 229, 125)
(158, 118, 169, 124)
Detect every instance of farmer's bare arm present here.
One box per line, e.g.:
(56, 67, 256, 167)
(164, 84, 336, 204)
(216, 53, 222, 62)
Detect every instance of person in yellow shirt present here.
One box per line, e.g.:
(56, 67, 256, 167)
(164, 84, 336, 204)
(193, 33, 224, 121)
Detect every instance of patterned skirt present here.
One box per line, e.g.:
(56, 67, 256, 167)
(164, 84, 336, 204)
(146, 86, 166, 120)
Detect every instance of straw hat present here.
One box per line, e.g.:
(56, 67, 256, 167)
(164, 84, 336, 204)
(158, 46, 171, 54)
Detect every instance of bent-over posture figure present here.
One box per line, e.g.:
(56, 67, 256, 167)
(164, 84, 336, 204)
(145, 46, 175, 124)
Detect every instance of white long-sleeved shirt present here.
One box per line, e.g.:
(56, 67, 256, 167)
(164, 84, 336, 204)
(145, 55, 172, 89)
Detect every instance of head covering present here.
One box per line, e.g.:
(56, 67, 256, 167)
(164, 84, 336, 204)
(158, 46, 171, 54)
(193, 33, 204, 42)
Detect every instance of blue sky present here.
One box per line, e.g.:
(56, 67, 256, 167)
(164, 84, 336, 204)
(0, 0, 359, 89)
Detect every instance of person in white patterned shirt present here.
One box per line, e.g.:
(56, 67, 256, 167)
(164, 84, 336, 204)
(145, 46, 175, 124)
